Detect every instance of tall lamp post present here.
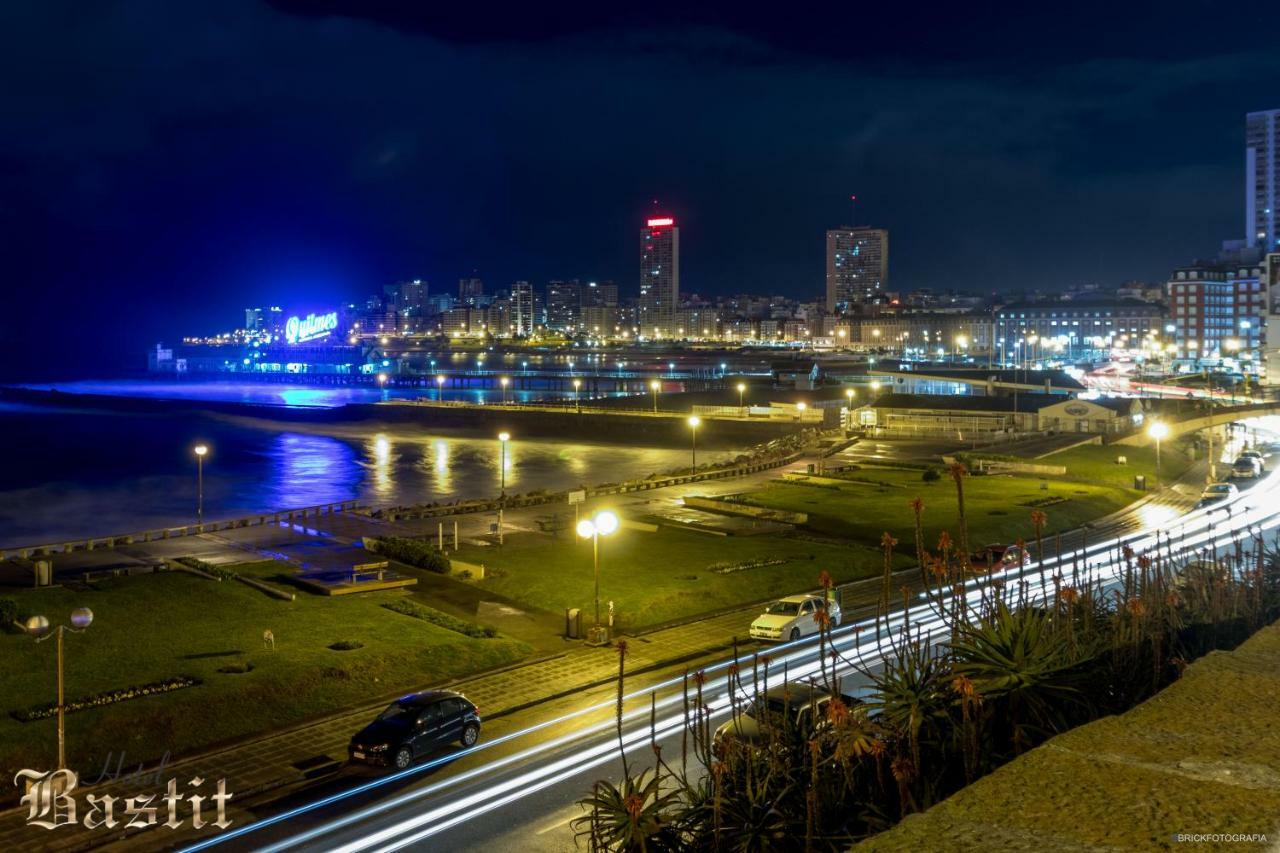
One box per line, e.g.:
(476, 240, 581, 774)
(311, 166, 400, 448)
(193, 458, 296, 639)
(193, 444, 208, 525)
(573, 378, 582, 412)
(26, 607, 94, 772)
(577, 510, 619, 644)
(497, 432, 510, 544)
(736, 382, 747, 411)
(687, 416, 700, 469)
(435, 374, 446, 400)
(1148, 420, 1169, 487)
(500, 376, 509, 405)
(650, 379, 660, 413)
(845, 388, 856, 430)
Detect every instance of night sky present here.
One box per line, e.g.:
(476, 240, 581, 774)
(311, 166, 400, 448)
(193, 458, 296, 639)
(2, 1, 1278, 376)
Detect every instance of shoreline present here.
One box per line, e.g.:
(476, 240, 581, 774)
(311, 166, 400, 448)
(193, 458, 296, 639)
(0, 385, 807, 448)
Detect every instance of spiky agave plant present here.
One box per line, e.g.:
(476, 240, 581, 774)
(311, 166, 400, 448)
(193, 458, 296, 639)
(950, 600, 1090, 755)
(572, 769, 685, 852)
(865, 635, 952, 791)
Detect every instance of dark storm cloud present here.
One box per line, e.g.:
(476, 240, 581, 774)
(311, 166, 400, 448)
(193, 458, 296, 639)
(0, 1, 1276, 375)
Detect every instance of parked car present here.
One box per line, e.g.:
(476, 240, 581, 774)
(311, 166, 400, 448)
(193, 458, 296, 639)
(1197, 482, 1238, 508)
(1229, 456, 1262, 480)
(749, 594, 841, 642)
(348, 690, 481, 769)
(1240, 449, 1266, 471)
(713, 682, 863, 752)
(968, 543, 1026, 572)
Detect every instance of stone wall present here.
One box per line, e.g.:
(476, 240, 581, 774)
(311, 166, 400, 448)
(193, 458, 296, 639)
(859, 621, 1280, 851)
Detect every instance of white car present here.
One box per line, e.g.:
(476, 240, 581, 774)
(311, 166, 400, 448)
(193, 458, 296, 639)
(1197, 482, 1237, 508)
(749, 594, 842, 642)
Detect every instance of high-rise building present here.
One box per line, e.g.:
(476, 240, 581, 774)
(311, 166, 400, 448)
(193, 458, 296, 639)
(582, 280, 619, 308)
(546, 280, 581, 332)
(826, 226, 889, 312)
(458, 277, 484, 304)
(1247, 109, 1279, 251)
(511, 281, 535, 337)
(394, 279, 428, 333)
(245, 306, 283, 335)
(639, 216, 680, 338)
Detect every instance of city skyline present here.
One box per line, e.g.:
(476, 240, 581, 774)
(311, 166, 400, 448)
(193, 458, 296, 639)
(2, 2, 1279, 377)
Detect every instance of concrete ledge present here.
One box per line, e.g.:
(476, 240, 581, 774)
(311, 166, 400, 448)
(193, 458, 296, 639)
(859, 620, 1280, 851)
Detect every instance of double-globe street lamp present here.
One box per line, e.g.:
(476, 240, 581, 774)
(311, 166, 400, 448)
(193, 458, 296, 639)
(26, 607, 94, 772)
(576, 510, 619, 644)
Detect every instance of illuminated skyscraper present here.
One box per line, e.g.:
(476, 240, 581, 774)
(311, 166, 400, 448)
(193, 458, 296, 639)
(639, 216, 679, 338)
(1247, 109, 1279, 251)
(826, 226, 889, 312)
(511, 281, 534, 337)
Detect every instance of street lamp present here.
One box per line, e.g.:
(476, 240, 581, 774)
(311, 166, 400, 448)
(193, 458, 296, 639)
(687, 416, 700, 469)
(435, 374, 446, 400)
(573, 378, 582, 412)
(497, 432, 510, 543)
(736, 382, 746, 410)
(500, 376, 509, 405)
(193, 444, 208, 525)
(650, 379, 660, 413)
(1148, 421, 1169, 487)
(26, 607, 94, 771)
(576, 510, 620, 643)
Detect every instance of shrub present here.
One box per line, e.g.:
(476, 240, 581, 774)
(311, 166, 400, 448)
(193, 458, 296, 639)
(922, 467, 942, 483)
(382, 598, 495, 638)
(371, 537, 452, 574)
(175, 556, 237, 581)
(10, 676, 201, 722)
(329, 640, 364, 651)
(0, 598, 18, 626)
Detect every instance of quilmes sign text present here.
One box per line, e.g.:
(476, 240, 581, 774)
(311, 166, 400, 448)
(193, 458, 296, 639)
(284, 311, 339, 344)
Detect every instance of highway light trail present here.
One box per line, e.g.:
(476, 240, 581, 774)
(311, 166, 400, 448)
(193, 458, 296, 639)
(189, 429, 1280, 852)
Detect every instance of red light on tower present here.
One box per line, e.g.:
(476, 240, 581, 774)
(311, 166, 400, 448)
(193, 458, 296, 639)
(646, 217, 674, 227)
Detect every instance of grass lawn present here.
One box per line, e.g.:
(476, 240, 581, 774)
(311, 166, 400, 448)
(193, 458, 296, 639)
(738, 442, 1194, 556)
(458, 528, 895, 631)
(0, 561, 530, 783)
(1036, 443, 1191, 490)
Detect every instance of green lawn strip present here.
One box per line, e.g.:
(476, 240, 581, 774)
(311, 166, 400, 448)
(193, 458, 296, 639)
(382, 597, 497, 638)
(0, 563, 530, 782)
(456, 528, 893, 630)
(1035, 444, 1192, 489)
(738, 467, 1145, 554)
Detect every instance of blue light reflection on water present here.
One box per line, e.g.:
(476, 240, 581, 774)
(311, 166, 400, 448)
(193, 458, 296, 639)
(265, 432, 358, 508)
(0, 401, 720, 548)
(15, 379, 603, 408)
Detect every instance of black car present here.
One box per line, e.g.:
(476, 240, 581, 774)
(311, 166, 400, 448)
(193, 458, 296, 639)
(348, 689, 481, 770)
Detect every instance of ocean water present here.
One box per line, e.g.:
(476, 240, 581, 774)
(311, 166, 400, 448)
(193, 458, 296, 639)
(13, 378, 586, 408)
(0, 394, 715, 548)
